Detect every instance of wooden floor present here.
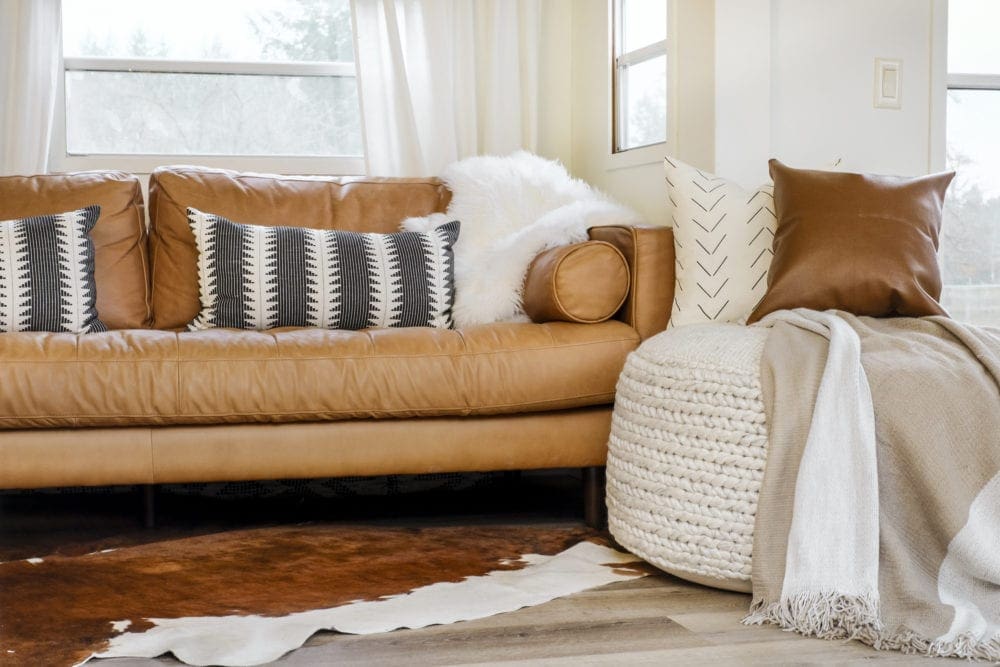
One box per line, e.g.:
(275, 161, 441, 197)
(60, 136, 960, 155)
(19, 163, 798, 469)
(2, 475, 954, 666)
(98, 574, 952, 666)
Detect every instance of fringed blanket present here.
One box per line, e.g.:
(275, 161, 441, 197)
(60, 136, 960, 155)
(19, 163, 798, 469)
(747, 308, 1000, 660)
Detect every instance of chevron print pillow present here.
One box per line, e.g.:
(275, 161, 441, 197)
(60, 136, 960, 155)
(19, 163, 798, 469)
(665, 157, 777, 327)
(0, 206, 106, 334)
(186, 209, 460, 331)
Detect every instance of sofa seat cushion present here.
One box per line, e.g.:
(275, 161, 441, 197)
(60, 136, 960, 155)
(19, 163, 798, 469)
(149, 166, 452, 329)
(0, 321, 638, 429)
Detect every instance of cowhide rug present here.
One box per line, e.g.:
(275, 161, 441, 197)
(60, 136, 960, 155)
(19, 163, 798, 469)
(0, 525, 649, 666)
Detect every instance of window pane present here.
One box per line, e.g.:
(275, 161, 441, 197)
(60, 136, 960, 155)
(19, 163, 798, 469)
(621, 55, 667, 150)
(948, 0, 1000, 74)
(622, 0, 667, 53)
(940, 89, 1000, 325)
(65, 71, 362, 157)
(62, 0, 354, 62)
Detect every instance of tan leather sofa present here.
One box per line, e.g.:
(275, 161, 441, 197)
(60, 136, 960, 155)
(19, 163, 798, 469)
(0, 167, 674, 525)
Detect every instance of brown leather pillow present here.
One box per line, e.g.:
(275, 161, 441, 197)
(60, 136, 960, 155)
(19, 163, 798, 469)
(747, 159, 955, 323)
(523, 241, 630, 323)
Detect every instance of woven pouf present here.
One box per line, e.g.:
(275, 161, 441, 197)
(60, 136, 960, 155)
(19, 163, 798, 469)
(607, 323, 770, 592)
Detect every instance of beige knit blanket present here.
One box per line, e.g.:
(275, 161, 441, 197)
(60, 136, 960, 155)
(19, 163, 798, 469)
(746, 309, 1000, 660)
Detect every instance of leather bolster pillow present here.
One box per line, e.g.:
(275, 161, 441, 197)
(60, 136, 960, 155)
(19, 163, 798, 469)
(523, 241, 630, 323)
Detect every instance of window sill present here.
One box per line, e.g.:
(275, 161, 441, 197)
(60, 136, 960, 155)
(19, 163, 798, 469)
(607, 142, 667, 172)
(48, 154, 366, 176)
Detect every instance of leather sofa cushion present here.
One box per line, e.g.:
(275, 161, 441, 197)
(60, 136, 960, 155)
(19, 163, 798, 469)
(0, 321, 638, 429)
(148, 166, 452, 329)
(0, 171, 149, 329)
(523, 241, 630, 323)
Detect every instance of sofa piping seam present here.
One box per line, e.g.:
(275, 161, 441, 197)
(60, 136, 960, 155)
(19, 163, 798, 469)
(0, 335, 639, 364)
(0, 391, 616, 422)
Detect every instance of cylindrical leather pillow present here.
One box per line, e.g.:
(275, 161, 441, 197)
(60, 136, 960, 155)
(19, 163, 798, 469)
(523, 241, 630, 323)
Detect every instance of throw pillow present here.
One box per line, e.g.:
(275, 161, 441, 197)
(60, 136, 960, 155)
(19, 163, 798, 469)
(0, 205, 106, 334)
(747, 159, 955, 324)
(522, 240, 630, 323)
(186, 208, 460, 331)
(400, 151, 641, 328)
(665, 157, 777, 326)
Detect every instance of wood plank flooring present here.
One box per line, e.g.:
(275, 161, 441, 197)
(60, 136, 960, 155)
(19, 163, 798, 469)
(2, 477, 954, 666)
(98, 570, 953, 666)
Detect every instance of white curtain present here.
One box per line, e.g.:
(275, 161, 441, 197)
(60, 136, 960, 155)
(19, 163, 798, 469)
(0, 0, 61, 176)
(352, 0, 540, 177)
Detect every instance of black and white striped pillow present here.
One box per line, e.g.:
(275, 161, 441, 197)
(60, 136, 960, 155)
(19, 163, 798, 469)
(187, 208, 460, 331)
(0, 205, 106, 334)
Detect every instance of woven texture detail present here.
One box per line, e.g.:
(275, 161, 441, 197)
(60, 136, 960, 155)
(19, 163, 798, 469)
(607, 323, 770, 587)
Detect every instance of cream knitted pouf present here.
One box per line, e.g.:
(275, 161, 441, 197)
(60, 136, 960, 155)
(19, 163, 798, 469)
(607, 323, 770, 592)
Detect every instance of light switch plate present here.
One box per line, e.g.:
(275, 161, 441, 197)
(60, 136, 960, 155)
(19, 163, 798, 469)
(875, 58, 902, 109)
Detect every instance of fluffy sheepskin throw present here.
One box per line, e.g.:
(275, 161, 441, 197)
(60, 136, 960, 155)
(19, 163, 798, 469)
(401, 151, 643, 328)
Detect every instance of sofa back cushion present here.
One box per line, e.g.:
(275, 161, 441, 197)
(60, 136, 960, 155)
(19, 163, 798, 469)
(148, 166, 452, 329)
(0, 171, 149, 329)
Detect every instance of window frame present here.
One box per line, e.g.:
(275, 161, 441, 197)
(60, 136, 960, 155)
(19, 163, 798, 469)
(944, 73, 1000, 170)
(933, 0, 1000, 171)
(948, 73, 1000, 91)
(51, 49, 365, 175)
(610, 0, 669, 156)
(935, 0, 1000, 324)
(942, 11, 1000, 180)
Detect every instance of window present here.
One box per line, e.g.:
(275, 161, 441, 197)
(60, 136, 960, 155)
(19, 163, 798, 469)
(611, 0, 667, 153)
(941, 0, 1000, 324)
(55, 0, 363, 174)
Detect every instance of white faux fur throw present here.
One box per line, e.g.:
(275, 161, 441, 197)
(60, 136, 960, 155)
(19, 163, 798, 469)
(401, 151, 643, 328)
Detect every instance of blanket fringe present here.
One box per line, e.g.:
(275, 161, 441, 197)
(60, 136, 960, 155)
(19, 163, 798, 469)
(875, 629, 1000, 662)
(743, 592, 881, 644)
(744, 593, 1000, 661)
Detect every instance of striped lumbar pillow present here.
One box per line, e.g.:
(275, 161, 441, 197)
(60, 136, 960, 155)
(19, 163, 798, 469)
(186, 208, 460, 331)
(0, 205, 106, 334)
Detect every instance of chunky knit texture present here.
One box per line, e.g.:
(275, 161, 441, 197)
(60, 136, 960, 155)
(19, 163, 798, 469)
(607, 323, 770, 590)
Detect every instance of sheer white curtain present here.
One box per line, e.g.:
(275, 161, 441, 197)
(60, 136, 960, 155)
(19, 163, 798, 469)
(352, 0, 540, 177)
(0, 0, 61, 176)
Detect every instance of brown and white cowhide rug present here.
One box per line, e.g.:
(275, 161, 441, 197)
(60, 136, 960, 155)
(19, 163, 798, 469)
(0, 525, 648, 666)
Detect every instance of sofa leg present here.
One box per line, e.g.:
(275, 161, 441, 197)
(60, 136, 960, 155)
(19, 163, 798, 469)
(583, 466, 605, 529)
(141, 484, 156, 529)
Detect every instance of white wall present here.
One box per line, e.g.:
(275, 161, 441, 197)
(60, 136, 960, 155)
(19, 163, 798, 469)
(715, 0, 937, 187)
(714, 0, 771, 189)
(565, 0, 942, 219)
(770, 0, 935, 177)
(536, 0, 574, 166)
(568, 0, 715, 227)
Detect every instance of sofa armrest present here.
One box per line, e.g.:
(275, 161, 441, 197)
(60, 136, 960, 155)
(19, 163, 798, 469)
(587, 225, 674, 340)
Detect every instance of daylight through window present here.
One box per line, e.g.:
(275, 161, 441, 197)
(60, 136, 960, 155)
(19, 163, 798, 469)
(941, 0, 1000, 325)
(59, 0, 361, 165)
(611, 0, 667, 153)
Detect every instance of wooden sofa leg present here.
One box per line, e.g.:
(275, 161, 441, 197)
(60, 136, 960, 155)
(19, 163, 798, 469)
(583, 466, 606, 529)
(142, 484, 156, 529)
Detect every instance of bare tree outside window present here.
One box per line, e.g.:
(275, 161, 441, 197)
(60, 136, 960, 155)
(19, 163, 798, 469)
(612, 0, 667, 153)
(941, 0, 1000, 325)
(61, 0, 361, 159)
